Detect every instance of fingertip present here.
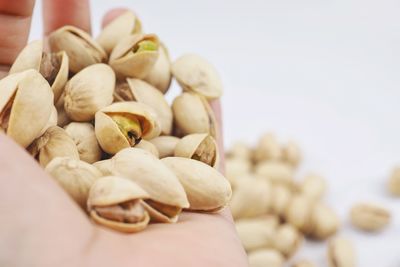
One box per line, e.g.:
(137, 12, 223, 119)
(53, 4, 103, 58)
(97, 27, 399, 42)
(101, 8, 131, 29)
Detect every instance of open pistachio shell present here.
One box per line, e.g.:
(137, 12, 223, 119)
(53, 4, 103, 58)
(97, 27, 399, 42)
(27, 126, 80, 167)
(9, 40, 43, 73)
(37, 105, 58, 138)
(135, 140, 159, 158)
(114, 78, 173, 135)
(95, 101, 160, 155)
(161, 157, 232, 212)
(45, 157, 102, 209)
(96, 11, 142, 55)
(104, 148, 189, 223)
(171, 54, 223, 99)
(88, 176, 150, 233)
(143, 42, 171, 94)
(64, 122, 102, 164)
(55, 92, 71, 127)
(149, 136, 180, 158)
(0, 70, 53, 147)
(109, 33, 159, 79)
(174, 133, 218, 168)
(48, 26, 107, 73)
(64, 64, 115, 121)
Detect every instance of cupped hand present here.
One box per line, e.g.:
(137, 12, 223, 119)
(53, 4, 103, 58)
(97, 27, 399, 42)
(0, 1, 248, 266)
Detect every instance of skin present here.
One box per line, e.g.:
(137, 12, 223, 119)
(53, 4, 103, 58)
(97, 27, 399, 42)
(0, 1, 248, 266)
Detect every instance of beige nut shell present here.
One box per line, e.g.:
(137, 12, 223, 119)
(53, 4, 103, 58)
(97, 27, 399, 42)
(149, 136, 180, 158)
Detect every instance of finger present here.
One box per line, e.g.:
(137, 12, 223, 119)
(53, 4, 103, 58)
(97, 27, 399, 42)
(42, 0, 91, 35)
(210, 99, 225, 175)
(0, 0, 35, 77)
(101, 8, 129, 29)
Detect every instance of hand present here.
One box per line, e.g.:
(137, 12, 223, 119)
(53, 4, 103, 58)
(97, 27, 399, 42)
(0, 1, 248, 266)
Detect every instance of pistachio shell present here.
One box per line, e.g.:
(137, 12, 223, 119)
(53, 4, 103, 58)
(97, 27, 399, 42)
(96, 11, 142, 55)
(282, 140, 301, 167)
(64, 122, 102, 164)
(109, 33, 159, 79)
(0, 70, 53, 147)
(9, 40, 42, 73)
(135, 140, 159, 158)
(45, 157, 102, 209)
(350, 203, 390, 232)
(255, 161, 294, 187)
(298, 173, 327, 200)
(292, 260, 316, 267)
(37, 105, 58, 138)
(225, 158, 252, 186)
(226, 141, 252, 160)
(143, 43, 171, 93)
(106, 148, 189, 222)
(248, 249, 285, 267)
(95, 101, 160, 154)
(327, 237, 356, 267)
(161, 157, 231, 212)
(270, 184, 291, 218)
(64, 64, 115, 121)
(285, 195, 314, 234)
(93, 159, 114, 176)
(174, 133, 218, 168)
(171, 54, 223, 99)
(88, 176, 150, 233)
(114, 78, 173, 135)
(55, 92, 71, 127)
(149, 136, 180, 158)
(310, 203, 340, 239)
(253, 133, 282, 162)
(273, 224, 303, 258)
(27, 126, 80, 167)
(388, 167, 400, 196)
(49, 26, 107, 73)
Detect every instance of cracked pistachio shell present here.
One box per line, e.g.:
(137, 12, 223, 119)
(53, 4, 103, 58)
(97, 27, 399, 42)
(114, 78, 172, 135)
(64, 64, 115, 121)
(253, 133, 282, 162)
(95, 101, 160, 155)
(37, 105, 58, 138)
(0, 70, 53, 147)
(298, 173, 326, 200)
(310, 203, 340, 239)
(55, 92, 71, 127)
(230, 176, 271, 219)
(285, 195, 314, 234)
(255, 161, 294, 188)
(27, 126, 80, 167)
(143, 42, 172, 94)
(96, 11, 142, 55)
(49, 26, 107, 73)
(327, 237, 356, 267)
(109, 33, 159, 79)
(135, 140, 159, 158)
(172, 92, 217, 138)
(273, 224, 303, 258)
(388, 167, 400, 196)
(350, 203, 390, 232)
(104, 148, 189, 223)
(171, 54, 223, 99)
(161, 157, 232, 212)
(248, 249, 285, 267)
(9, 40, 69, 103)
(45, 157, 102, 209)
(174, 133, 219, 168)
(235, 215, 279, 252)
(88, 176, 150, 233)
(64, 122, 102, 164)
(149, 136, 180, 158)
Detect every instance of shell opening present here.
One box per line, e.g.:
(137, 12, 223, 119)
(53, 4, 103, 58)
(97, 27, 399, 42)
(108, 113, 143, 146)
(133, 40, 158, 54)
(0, 91, 16, 132)
(69, 31, 105, 63)
(192, 136, 217, 166)
(40, 52, 62, 86)
(144, 199, 181, 218)
(94, 199, 146, 224)
(113, 82, 135, 102)
(27, 130, 51, 160)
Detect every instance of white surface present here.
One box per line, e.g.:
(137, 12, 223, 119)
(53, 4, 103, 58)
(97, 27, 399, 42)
(30, 1, 400, 266)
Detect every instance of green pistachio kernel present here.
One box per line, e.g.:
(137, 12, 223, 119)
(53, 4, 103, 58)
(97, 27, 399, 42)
(134, 40, 158, 53)
(109, 114, 142, 146)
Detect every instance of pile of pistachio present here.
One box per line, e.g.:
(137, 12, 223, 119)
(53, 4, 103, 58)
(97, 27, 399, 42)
(0, 11, 231, 233)
(226, 133, 393, 267)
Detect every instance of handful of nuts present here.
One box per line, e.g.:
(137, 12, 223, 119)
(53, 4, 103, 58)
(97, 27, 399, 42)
(0, 11, 230, 233)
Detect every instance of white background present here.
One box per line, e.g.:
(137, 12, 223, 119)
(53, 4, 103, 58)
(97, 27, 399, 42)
(30, 0, 400, 266)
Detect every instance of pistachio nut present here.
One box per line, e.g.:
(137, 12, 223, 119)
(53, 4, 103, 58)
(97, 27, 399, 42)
(37, 105, 58, 138)
(161, 157, 231, 212)
(0, 70, 53, 147)
(109, 33, 159, 79)
(114, 78, 172, 135)
(225, 141, 252, 161)
(255, 161, 294, 188)
(104, 148, 189, 223)
(9, 40, 69, 103)
(172, 92, 217, 137)
(87, 176, 150, 233)
(45, 157, 102, 209)
(292, 260, 316, 267)
(135, 139, 159, 158)
(229, 176, 271, 219)
(64, 63, 115, 121)
(248, 249, 284, 267)
(350, 203, 391, 232)
(309, 203, 339, 239)
(270, 184, 291, 218)
(143, 42, 172, 94)
(235, 215, 279, 252)
(64, 122, 102, 164)
(171, 54, 223, 99)
(253, 133, 282, 163)
(27, 126, 80, 167)
(48, 26, 107, 73)
(273, 223, 303, 258)
(149, 136, 180, 158)
(95, 101, 160, 155)
(388, 167, 400, 196)
(298, 173, 327, 200)
(284, 195, 314, 234)
(282, 140, 301, 167)
(327, 237, 356, 267)
(96, 11, 142, 55)
(225, 158, 252, 186)
(174, 133, 218, 168)
(93, 159, 114, 176)
(55, 92, 71, 127)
